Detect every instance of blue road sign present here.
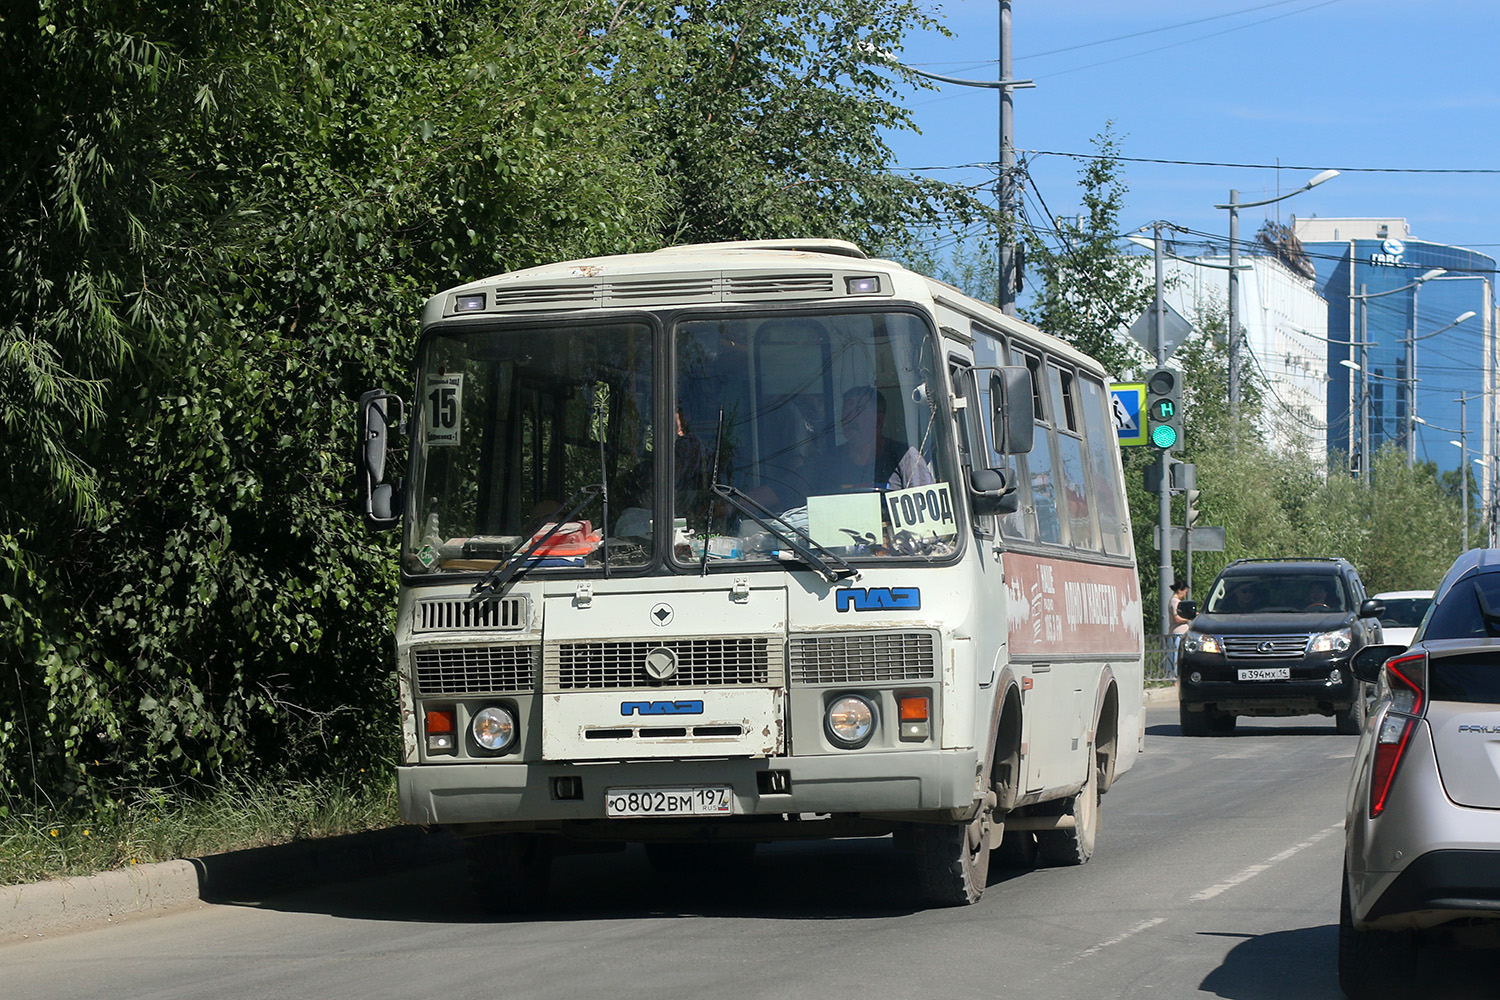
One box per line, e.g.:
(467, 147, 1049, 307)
(1111, 383, 1147, 447)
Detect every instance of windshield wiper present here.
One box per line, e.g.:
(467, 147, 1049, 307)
(470, 483, 604, 602)
(707, 482, 859, 583)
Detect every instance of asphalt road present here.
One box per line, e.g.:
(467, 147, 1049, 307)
(2, 707, 1493, 999)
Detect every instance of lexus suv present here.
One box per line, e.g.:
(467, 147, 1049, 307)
(1340, 549, 1500, 998)
(1176, 558, 1385, 736)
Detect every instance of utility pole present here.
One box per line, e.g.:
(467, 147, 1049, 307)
(998, 1, 1017, 316)
(1225, 190, 1241, 421)
(1154, 223, 1173, 637)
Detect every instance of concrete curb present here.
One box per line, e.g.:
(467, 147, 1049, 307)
(5, 687, 1183, 943)
(1144, 684, 1179, 706)
(1, 825, 459, 944)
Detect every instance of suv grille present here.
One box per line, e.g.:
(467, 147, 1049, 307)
(546, 638, 782, 690)
(1222, 634, 1311, 659)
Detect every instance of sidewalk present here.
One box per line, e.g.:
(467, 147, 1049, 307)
(1, 825, 458, 944)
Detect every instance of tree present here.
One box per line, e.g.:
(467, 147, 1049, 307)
(1019, 124, 1153, 373)
(0, 0, 989, 811)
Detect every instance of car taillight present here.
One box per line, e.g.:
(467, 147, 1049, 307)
(1370, 652, 1427, 819)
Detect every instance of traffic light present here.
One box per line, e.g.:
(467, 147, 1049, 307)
(1144, 367, 1183, 450)
(1185, 488, 1202, 528)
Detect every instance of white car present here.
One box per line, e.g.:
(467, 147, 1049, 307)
(1370, 590, 1434, 648)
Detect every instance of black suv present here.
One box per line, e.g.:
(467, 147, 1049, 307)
(1177, 558, 1385, 735)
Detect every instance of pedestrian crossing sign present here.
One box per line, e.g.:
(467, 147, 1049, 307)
(1111, 383, 1147, 447)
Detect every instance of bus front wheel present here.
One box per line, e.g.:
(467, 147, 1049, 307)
(913, 806, 992, 907)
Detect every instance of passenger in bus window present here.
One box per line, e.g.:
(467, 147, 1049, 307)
(806, 386, 933, 495)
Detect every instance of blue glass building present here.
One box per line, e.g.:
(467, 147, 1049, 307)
(1297, 219, 1495, 487)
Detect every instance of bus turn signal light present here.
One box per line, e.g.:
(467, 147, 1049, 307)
(899, 694, 930, 741)
(426, 708, 457, 754)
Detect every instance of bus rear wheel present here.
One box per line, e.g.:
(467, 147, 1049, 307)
(913, 806, 992, 907)
(1037, 743, 1100, 867)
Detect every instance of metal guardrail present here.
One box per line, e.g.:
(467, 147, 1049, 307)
(1145, 633, 1178, 682)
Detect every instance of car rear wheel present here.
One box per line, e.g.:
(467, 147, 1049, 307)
(1338, 872, 1416, 1000)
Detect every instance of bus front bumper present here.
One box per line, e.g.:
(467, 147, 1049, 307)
(399, 750, 978, 828)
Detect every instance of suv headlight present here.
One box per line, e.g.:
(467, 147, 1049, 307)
(1308, 627, 1352, 654)
(1181, 632, 1221, 655)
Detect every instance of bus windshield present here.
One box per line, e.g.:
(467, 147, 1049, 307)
(404, 309, 956, 575)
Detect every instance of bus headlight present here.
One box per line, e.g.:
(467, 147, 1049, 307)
(472, 705, 518, 752)
(825, 695, 876, 749)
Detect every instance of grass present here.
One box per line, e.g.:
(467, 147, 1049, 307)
(0, 775, 401, 887)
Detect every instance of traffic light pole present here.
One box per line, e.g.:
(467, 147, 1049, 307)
(1154, 224, 1173, 637)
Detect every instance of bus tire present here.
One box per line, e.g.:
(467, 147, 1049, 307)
(913, 808, 992, 907)
(1037, 742, 1100, 867)
(464, 833, 552, 914)
(994, 829, 1038, 870)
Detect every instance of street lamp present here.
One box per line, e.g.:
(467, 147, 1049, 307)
(1348, 269, 1446, 479)
(1408, 307, 1476, 466)
(1215, 168, 1339, 420)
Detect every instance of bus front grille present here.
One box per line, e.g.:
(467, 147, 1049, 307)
(414, 596, 528, 632)
(413, 644, 538, 694)
(789, 632, 937, 685)
(545, 638, 782, 691)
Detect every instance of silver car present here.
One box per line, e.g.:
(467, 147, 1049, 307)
(1341, 551, 1500, 999)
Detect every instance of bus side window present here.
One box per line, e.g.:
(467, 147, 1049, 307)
(1020, 350, 1062, 545)
(1050, 364, 1098, 551)
(1078, 375, 1132, 555)
(973, 331, 1031, 541)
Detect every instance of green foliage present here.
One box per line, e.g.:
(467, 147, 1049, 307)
(1019, 125, 1153, 373)
(1131, 317, 1464, 624)
(0, 0, 982, 816)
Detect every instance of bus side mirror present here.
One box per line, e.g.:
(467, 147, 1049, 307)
(968, 467, 1018, 516)
(990, 367, 1035, 455)
(356, 389, 406, 530)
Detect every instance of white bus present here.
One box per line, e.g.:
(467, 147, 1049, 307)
(356, 239, 1144, 908)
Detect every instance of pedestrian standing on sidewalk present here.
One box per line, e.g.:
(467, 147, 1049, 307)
(1167, 577, 1191, 678)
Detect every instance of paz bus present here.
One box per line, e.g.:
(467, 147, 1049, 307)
(355, 239, 1144, 908)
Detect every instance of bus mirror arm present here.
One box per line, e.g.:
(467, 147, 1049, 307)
(356, 390, 406, 530)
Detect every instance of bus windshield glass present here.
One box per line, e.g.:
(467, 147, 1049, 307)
(404, 309, 956, 575)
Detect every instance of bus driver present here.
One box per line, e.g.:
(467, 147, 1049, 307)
(807, 386, 934, 496)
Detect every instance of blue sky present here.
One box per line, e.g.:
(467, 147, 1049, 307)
(882, 0, 1500, 263)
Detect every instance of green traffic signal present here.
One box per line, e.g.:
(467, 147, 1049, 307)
(1144, 366, 1184, 450)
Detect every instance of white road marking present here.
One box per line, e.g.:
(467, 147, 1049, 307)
(1190, 823, 1342, 901)
(1060, 917, 1169, 967)
(1058, 822, 1343, 973)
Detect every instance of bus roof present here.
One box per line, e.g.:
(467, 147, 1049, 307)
(423, 240, 1108, 377)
